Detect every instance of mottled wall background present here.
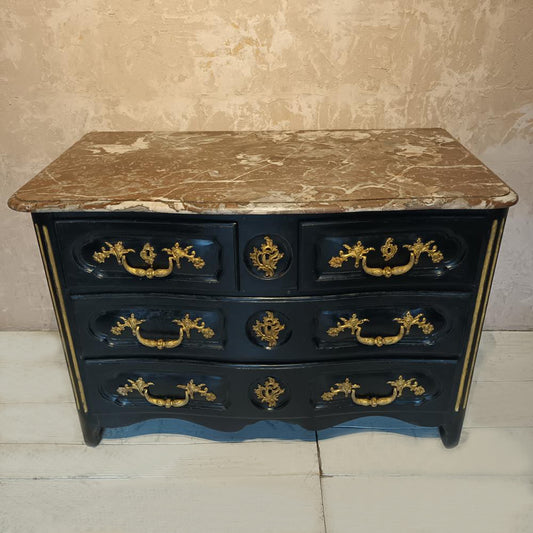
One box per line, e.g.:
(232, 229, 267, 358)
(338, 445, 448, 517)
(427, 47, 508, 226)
(1, 0, 532, 329)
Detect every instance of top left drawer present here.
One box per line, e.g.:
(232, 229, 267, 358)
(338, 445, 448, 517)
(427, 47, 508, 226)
(53, 218, 237, 294)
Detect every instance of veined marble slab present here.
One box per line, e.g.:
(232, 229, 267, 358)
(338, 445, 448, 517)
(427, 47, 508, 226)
(8, 129, 517, 214)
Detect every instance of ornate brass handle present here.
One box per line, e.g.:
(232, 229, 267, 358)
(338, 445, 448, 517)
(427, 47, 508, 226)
(327, 311, 434, 347)
(321, 375, 425, 407)
(117, 377, 216, 408)
(329, 237, 443, 278)
(111, 313, 214, 350)
(93, 241, 205, 279)
(249, 236, 284, 277)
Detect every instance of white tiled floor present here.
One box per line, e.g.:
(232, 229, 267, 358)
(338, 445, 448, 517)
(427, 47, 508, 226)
(1, 331, 532, 533)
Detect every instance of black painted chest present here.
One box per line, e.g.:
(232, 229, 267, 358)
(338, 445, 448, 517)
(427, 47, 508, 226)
(9, 130, 517, 447)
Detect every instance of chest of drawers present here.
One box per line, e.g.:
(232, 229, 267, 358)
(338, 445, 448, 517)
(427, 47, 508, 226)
(9, 129, 517, 447)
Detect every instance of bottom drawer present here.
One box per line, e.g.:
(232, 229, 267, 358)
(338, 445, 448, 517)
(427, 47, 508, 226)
(84, 358, 458, 427)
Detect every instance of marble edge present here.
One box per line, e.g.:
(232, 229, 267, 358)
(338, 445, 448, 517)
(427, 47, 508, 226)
(80, 127, 450, 137)
(437, 128, 519, 208)
(7, 189, 519, 214)
(6, 128, 519, 214)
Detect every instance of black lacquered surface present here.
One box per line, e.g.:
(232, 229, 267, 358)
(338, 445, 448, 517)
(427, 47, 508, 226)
(32, 209, 506, 447)
(71, 291, 473, 362)
(84, 357, 457, 420)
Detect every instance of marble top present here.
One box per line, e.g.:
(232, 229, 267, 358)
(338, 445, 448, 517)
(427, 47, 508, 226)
(8, 129, 517, 214)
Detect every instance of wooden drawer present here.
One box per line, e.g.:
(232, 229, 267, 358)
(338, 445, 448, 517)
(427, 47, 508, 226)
(70, 291, 473, 362)
(83, 358, 457, 424)
(48, 211, 496, 298)
(299, 212, 494, 293)
(53, 218, 237, 294)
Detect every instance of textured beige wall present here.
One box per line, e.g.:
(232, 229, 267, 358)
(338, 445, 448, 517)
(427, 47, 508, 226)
(1, 0, 532, 330)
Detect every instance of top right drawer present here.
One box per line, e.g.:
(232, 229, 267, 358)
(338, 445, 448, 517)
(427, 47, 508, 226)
(299, 212, 496, 293)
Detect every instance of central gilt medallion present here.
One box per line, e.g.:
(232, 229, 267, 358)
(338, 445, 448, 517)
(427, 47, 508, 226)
(254, 377, 286, 408)
(249, 235, 284, 277)
(252, 311, 286, 349)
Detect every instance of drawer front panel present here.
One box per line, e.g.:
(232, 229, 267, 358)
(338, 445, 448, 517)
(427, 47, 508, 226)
(71, 291, 472, 362)
(314, 293, 469, 355)
(54, 219, 237, 293)
(311, 359, 456, 416)
(83, 358, 457, 418)
(86, 359, 229, 414)
(300, 213, 492, 292)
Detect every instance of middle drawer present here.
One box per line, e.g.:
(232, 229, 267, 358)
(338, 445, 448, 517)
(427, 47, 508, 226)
(71, 292, 473, 362)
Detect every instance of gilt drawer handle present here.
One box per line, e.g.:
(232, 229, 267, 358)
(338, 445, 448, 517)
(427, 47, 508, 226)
(111, 313, 214, 350)
(93, 241, 205, 279)
(327, 311, 433, 347)
(249, 236, 284, 277)
(117, 377, 216, 408)
(321, 375, 425, 407)
(329, 237, 443, 277)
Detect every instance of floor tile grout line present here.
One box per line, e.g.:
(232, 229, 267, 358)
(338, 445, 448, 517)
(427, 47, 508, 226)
(314, 430, 329, 533)
(0, 474, 327, 482)
(4, 425, 533, 447)
(0, 401, 76, 405)
(0, 440, 321, 447)
(3, 473, 532, 483)
(326, 424, 533, 431)
(318, 473, 533, 480)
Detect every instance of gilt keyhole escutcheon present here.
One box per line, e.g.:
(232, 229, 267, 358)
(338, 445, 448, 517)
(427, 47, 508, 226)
(245, 234, 292, 280)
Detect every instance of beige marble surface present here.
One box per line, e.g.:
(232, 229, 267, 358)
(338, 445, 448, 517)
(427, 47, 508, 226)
(8, 129, 517, 214)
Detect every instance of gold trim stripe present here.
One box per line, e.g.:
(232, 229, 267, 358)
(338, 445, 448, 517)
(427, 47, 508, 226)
(462, 217, 506, 409)
(454, 219, 498, 412)
(35, 224, 81, 411)
(42, 225, 88, 413)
